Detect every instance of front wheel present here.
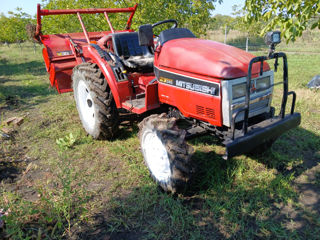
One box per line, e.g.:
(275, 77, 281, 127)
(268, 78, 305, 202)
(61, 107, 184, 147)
(138, 113, 194, 193)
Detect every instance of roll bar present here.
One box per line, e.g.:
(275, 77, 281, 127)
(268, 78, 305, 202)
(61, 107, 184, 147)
(35, 3, 138, 42)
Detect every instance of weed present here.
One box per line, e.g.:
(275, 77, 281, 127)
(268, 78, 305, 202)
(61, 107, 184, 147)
(56, 133, 76, 150)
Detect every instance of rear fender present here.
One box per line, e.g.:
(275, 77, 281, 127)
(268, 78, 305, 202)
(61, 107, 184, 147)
(84, 46, 121, 107)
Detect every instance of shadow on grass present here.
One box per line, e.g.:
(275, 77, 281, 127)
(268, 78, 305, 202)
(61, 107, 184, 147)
(253, 127, 320, 177)
(0, 148, 28, 184)
(0, 84, 56, 111)
(0, 160, 20, 183)
(0, 64, 55, 111)
(117, 122, 139, 141)
(0, 58, 56, 111)
(72, 184, 225, 239)
(2, 123, 314, 239)
(0, 60, 46, 76)
(73, 126, 320, 239)
(188, 126, 320, 182)
(73, 179, 316, 239)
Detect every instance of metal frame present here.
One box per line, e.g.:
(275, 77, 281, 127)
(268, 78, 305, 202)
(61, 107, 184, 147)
(35, 3, 138, 42)
(231, 52, 297, 139)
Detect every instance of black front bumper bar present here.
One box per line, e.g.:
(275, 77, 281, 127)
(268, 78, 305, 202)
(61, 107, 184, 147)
(224, 112, 301, 159)
(224, 51, 301, 159)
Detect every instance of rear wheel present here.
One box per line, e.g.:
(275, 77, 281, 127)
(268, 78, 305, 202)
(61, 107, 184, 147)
(72, 63, 119, 139)
(138, 113, 194, 193)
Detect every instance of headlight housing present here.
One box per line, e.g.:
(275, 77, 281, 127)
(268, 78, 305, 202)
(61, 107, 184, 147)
(232, 76, 271, 99)
(256, 76, 271, 92)
(264, 31, 281, 46)
(232, 83, 246, 100)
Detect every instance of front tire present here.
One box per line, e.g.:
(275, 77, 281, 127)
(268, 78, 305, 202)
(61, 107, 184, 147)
(72, 63, 119, 139)
(138, 113, 194, 193)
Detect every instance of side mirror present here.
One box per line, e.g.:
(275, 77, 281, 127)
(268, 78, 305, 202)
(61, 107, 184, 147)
(138, 24, 154, 47)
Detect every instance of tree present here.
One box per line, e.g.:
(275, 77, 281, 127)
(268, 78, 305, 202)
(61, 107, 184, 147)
(0, 8, 33, 43)
(211, 14, 235, 33)
(244, 0, 320, 42)
(40, 0, 223, 36)
(232, 4, 265, 37)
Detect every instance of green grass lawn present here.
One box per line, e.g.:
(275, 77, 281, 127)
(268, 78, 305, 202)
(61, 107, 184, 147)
(0, 42, 319, 239)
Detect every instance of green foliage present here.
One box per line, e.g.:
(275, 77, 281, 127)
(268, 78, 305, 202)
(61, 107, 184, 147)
(211, 14, 235, 33)
(244, 0, 320, 42)
(211, 4, 266, 37)
(0, 8, 34, 43)
(232, 4, 265, 37)
(56, 133, 76, 150)
(41, 0, 222, 36)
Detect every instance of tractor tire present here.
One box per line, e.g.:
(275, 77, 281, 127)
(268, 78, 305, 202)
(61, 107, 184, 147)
(72, 62, 119, 139)
(138, 113, 194, 193)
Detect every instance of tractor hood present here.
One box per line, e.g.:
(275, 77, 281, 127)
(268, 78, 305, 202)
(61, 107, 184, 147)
(157, 38, 270, 79)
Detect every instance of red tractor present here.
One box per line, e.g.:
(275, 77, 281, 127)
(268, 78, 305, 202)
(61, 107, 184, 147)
(35, 4, 301, 193)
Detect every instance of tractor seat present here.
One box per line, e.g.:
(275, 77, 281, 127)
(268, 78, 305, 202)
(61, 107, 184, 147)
(112, 32, 154, 73)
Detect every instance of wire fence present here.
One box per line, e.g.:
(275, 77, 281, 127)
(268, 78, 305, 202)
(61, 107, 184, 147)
(1, 37, 320, 55)
(0, 41, 40, 54)
(208, 29, 320, 54)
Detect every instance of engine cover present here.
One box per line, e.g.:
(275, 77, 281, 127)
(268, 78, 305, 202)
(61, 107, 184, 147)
(156, 38, 270, 80)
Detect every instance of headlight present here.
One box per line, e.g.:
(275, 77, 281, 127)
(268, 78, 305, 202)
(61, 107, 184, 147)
(232, 83, 246, 100)
(264, 31, 281, 46)
(256, 76, 271, 92)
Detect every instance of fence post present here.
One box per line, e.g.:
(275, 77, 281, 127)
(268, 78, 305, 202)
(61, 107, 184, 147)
(224, 25, 227, 44)
(33, 42, 36, 54)
(18, 41, 22, 53)
(246, 37, 249, 52)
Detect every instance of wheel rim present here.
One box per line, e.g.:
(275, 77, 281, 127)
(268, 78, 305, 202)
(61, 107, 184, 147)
(77, 80, 96, 131)
(141, 130, 171, 182)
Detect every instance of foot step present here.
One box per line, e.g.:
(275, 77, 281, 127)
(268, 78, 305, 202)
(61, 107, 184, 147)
(123, 97, 146, 109)
(136, 92, 145, 99)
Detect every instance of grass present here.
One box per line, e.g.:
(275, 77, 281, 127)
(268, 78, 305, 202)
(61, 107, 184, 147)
(0, 40, 320, 239)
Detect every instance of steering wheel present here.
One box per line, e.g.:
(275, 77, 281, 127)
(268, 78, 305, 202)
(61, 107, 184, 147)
(152, 19, 178, 29)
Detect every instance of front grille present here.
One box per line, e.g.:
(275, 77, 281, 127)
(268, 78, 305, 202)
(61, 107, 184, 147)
(233, 98, 269, 122)
(196, 105, 205, 115)
(196, 105, 215, 119)
(206, 108, 215, 119)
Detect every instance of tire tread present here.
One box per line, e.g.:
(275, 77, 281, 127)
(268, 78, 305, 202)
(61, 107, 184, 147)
(72, 63, 119, 139)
